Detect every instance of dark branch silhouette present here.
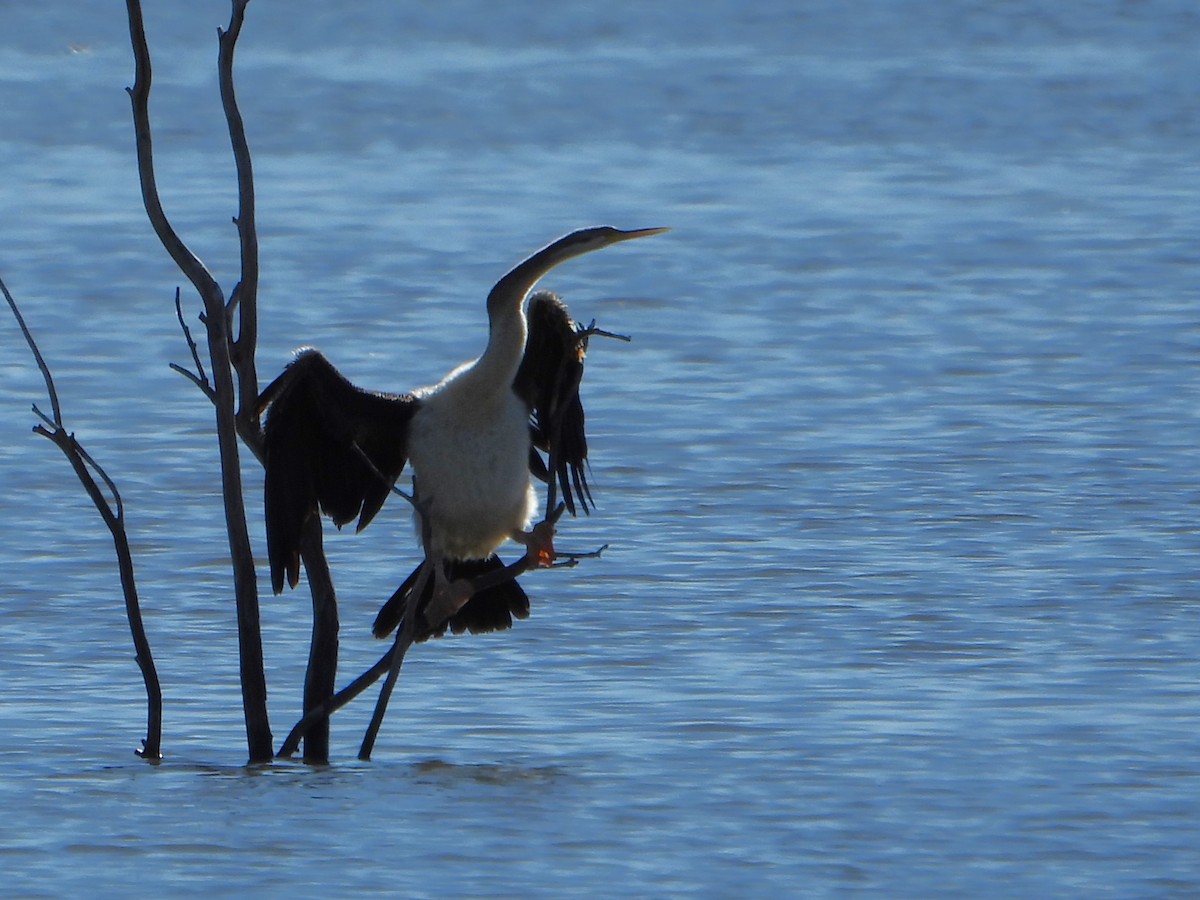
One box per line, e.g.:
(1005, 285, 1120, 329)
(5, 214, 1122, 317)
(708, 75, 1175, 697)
(118, 1, 636, 764)
(3, 274, 163, 761)
(126, 0, 344, 764)
(124, 0, 272, 763)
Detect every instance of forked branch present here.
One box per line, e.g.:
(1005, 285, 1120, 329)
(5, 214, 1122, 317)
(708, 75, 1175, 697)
(3, 274, 163, 761)
(125, 0, 272, 763)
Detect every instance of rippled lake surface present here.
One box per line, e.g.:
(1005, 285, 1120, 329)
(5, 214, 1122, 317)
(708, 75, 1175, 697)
(2, 1, 1198, 895)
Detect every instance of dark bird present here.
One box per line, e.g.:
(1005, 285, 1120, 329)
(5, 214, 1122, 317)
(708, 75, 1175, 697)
(258, 226, 666, 642)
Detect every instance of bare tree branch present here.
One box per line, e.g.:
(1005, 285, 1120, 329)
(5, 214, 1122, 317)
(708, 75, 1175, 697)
(125, 0, 344, 764)
(171, 287, 215, 399)
(218, 1, 263, 443)
(125, 0, 272, 763)
(277, 647, 396, 759)
(217, 3, 341, 762)
(3, 274, 163, 760)
(357, 566, 427, 761)
(4, 278, 62, 426)
(356, 496, 438, 761)
(299, 516, 339, 763)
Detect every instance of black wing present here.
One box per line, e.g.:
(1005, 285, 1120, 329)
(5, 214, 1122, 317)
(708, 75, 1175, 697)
(259, 348, 420, 593)
(513, 290, 594, 516)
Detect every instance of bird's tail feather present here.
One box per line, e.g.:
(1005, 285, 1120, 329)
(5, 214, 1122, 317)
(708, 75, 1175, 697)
(371, 555, 530, 641)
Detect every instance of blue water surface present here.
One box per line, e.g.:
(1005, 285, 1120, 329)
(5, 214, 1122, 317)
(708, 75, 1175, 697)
(1, 1, 1198, 895)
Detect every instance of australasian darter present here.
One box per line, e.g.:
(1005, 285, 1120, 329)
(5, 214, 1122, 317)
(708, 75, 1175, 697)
(258, 226, 666, 642)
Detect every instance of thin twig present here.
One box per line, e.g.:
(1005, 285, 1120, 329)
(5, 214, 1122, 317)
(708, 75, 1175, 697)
(169, 363, 217, 399)
(357, 562, 427, 760)
(357, 492, 436, 759)
(579, 318, 632, 343)
(73, 437, 127, 523)
(173, 287, 212, 395)
(2, 275, 62, 426)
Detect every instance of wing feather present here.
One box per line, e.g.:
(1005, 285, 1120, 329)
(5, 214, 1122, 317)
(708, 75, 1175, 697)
(259, 348, 419, 593)
(513, 290, 594, 516)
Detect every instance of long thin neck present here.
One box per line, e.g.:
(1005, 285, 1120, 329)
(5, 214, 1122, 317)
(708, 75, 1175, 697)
(472, 291, 527, 389)
(473, 236, 594, 388)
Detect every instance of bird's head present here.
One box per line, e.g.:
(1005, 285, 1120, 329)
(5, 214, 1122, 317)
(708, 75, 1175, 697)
(488, 226, 670, 315)
(561, 225, 671, 253)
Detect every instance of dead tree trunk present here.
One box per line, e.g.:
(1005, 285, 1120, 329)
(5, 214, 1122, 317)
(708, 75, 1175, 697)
(124, 0, 272, 763)
(298, 520, 339, 762)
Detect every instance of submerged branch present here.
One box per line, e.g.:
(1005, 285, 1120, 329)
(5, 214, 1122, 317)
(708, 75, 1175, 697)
(3, 274, 163, 760)
(277, 505, 581, 759)
(125, 0, 272, 763)
(277, 646, 398, 759)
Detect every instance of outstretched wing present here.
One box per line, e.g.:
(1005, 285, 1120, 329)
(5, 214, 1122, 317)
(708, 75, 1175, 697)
(513, 290, 594, 516)
(259, 348, 420, 593)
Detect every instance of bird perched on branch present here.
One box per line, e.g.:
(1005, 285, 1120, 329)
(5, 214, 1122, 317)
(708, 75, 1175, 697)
(258, 226, 666, 641)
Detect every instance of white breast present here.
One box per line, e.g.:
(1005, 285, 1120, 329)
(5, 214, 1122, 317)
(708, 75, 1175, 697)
(407, 376, 535, 560)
